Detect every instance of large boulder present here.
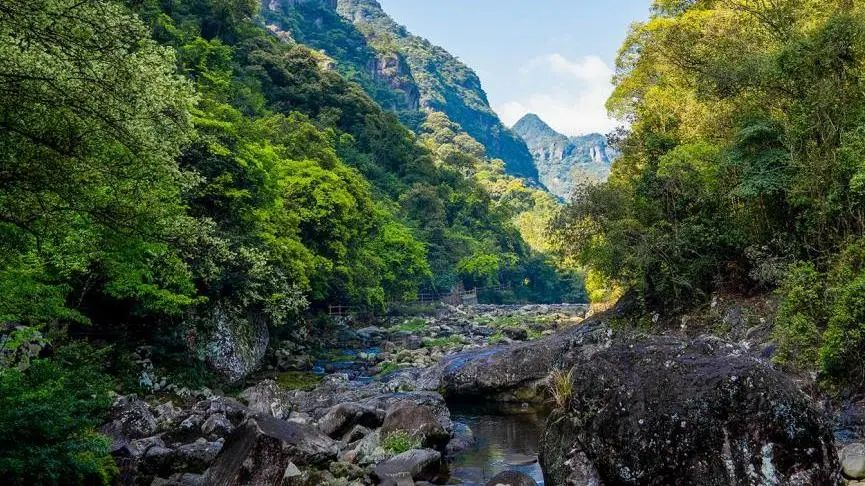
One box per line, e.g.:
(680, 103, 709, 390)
(239, 380, 291, 420)
(100, 395, 158, 454)
(203, 415, 338, 485)
(437, 297, 637, 403)
(380, 401, 450, 449)
(540, 336, 841, 485)
(372, 448, 443, 483)
(317, 402, 384, 439)
(194, 302, 269, 384)
(439, 322, 606, 402)
(841, 443, 865, 479)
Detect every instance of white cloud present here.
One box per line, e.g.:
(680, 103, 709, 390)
(497, 54, 619, 136)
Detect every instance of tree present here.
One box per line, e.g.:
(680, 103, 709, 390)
(0, 0, 198, 324)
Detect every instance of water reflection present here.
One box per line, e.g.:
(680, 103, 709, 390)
(449, 403, 547, 485)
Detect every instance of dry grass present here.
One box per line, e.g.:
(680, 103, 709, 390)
(548, 367, 575, 408)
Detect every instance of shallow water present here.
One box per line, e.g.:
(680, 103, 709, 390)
(448, 404, 548, 485)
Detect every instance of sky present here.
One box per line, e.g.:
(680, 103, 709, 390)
(377, 0, 650, 136)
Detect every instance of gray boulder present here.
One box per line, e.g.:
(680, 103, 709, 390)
(486, 470, 538, 486)
(842, 443, 865, 479)
(540, 336, 841, 485)
(439, 322, 605, 402)
(239, 380, 290, 419)
(203, 415, 338, 485)
(317, 402, 384, 438)
(373, 449, 442, 483)
(171, 439, 222, 473)
(100, 395, 157, 454)
(196, 302, 269, 384)
(201, 413, 233, 438)
(380, 401, 450, 448)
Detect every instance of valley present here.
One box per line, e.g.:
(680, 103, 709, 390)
(3, 0, 865, 485)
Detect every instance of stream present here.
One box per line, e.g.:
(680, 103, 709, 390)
(448, 402, 548, 485)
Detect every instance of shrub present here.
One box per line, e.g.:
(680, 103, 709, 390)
(0, 343, 116, 485)
(820, 273, 865, 382)
(773, 263, 825, 370)
(381, 431, 420, 454)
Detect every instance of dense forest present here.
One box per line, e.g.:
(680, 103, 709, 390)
(0, 0, 574, 482)
(554, 0, 865, 386)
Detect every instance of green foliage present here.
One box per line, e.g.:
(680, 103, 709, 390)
(555, 1, 865, 325)
(0, 343, 116, 485)
(381, 431, 421, 454)
(774, 263, 825, 370)
(395, 318, 427, 333)
(0, 0, 199, 324)
(275, 371, 321, 391)
(774, 240, 865, 385)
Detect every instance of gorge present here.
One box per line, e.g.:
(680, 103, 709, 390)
(2, 0, 865, 485)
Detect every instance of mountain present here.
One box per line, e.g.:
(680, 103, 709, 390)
(262, 0, 538, 180)
(513, 114, 617, 199)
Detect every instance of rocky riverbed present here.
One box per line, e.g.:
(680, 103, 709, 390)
(103, 303, 865, 485)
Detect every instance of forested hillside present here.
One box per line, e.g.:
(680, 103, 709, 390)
(0, 0, 578, 481)
(260, 0, 539, 179)
(554, 0, 865, 387)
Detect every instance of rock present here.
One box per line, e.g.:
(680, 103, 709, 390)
(357, 326, 384, 340)
(502, 327, 528, 341)
(842, 443, 865, 479)
(172, 439, 222, 473)
(203, 415, 337, 485)
(163, 414, 205, 445)
(343, 424, 371, 443)
(153, 401, 183, 431)
(380, 401, 450, 448)
(239, 380, 290, 419)
(100, 395, 158, 453)
(201, 413, 233, 438)
(540, 336, 841, 485)
(445, 422, 475, 455)
(141, 445, 174, 476)
(373, 449, 442, 483)
(195, 302, 269, 384)
(350, 429, 390, 465)
(485, 470, 538, 486)
(440, 321, 605, 402)
(379, 474, 414, 486)
(317, 402, 384, 439)
(150, 472, 204, 486)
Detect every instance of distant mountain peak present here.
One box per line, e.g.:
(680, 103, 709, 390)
(513, 113, 618, 199)
(513, 113, 564, 140)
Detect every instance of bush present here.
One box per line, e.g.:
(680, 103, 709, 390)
(381, 431, 421, 454)
(773, 263, 825, 371)
(0, 343, 116, 485)
(774, 240, 865, 386)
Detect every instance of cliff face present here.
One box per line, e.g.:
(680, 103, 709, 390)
(334, 0, 538, 180)
(514, 114, 617, 199)
(261, 0, 419, 113)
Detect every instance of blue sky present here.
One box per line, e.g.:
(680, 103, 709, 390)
(377, 0, 650, 136)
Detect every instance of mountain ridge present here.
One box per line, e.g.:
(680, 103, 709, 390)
(264, 0, 538, 180)
(513, 112, 617, 199)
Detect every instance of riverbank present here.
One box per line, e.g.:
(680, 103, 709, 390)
(100, 301, 864, 485)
